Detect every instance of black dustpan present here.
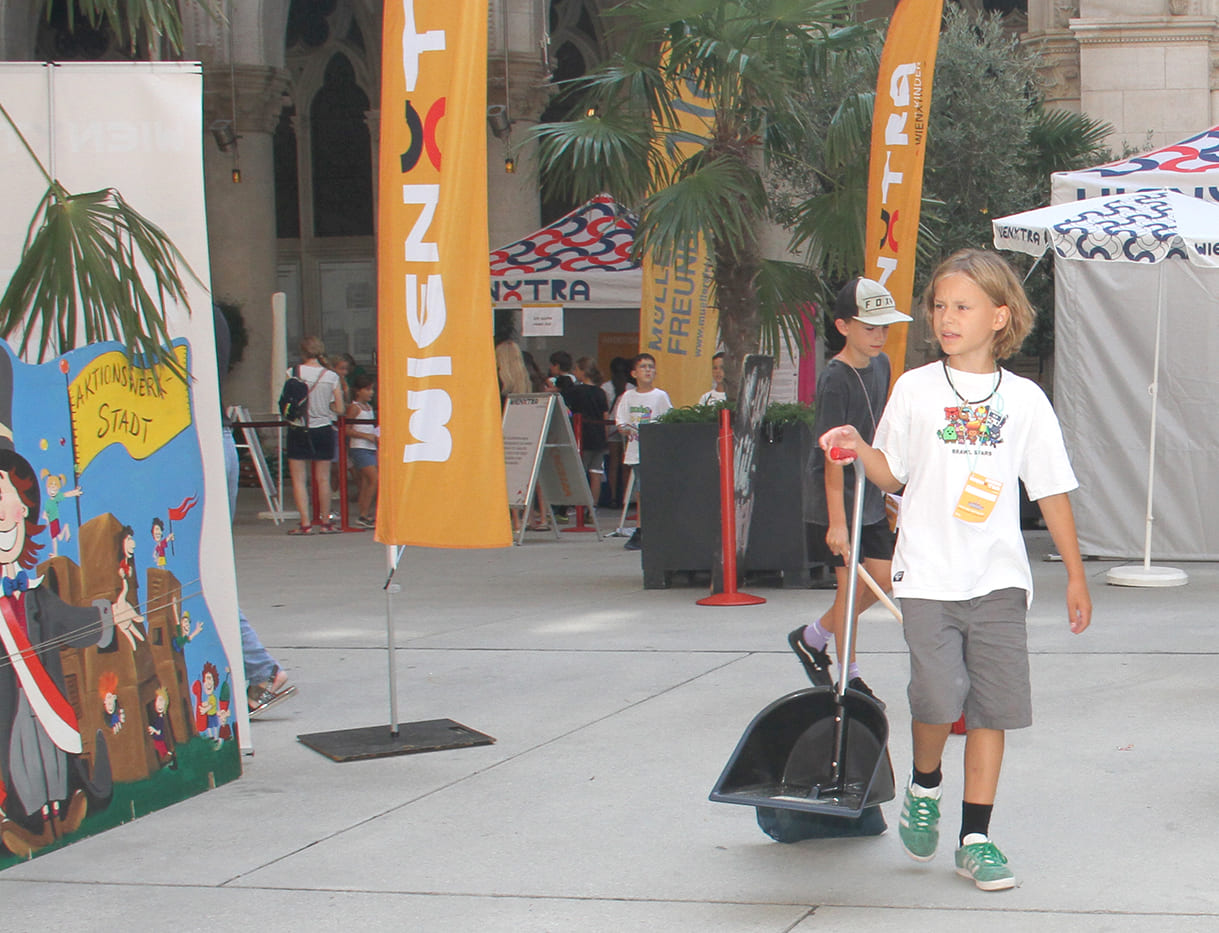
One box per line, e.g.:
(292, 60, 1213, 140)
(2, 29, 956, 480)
(710, 453, 895, 820)
(708, 683, 894, 818)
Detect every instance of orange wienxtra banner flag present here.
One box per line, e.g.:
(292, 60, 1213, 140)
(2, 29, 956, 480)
(375, 0, 511, 548)
(866, 0, 942, 381)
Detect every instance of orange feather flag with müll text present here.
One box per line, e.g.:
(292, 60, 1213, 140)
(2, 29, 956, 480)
(866, 0, 942, 382)
(375, 0, 511, 548)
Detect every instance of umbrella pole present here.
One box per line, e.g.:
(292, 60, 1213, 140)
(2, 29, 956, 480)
(1106, 264, 1186, 587)
(1141, 268, 1164, 571)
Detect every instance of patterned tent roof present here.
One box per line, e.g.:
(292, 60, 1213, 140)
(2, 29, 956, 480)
(1052, 126, 1219, 205)
(994, 188, 1219, 267)
(489, 195, 642, 308)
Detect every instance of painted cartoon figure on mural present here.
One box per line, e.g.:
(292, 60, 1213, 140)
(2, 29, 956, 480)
(193, 661, 230, 747)
(150, 516, 173, 567)
(172, 605, 203, 653)
(39, 470, 81, 558)
(98, 672, 124, 734)
(0, 448, 125, 858)
(113, 525, 145, 647)
(146, 686, 176, 770)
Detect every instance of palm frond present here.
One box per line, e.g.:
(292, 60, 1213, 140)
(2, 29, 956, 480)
(0, 183, 199, 380)
(636, 156, 767, 266)
(755, 258, 826, 359)
(525, 110, 661, 208)
(1026, 107, 1114, 176)
(45, 0, 218, 54)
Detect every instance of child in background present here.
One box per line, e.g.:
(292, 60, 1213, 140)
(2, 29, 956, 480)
(697, 352, 727, 405)
(600, 357, 634, 508)
(789, 278, 911, 700)
(346, 373, 378, 529)
(613, 353, 672, 551)
(818, 249, 1091, 892)
(562, 357, 610, 506)
(330, 353, 356, 498)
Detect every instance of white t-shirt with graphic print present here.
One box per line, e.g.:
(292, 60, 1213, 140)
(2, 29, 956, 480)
(873, 361, 1077, 605)
(613, 387, 673, 465)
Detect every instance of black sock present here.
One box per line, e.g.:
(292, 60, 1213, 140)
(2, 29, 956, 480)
(960, 801, 993, 844)
(911, 764, 942, 790)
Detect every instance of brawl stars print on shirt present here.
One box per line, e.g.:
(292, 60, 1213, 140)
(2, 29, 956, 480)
(936, 404, 1006, 451)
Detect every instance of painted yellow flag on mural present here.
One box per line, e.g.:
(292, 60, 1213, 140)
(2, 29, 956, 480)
(640, 65, 719, 407)
(68, 345, 190, 473)
(866, 0, 942, 381)
(376, 0, 511, 548)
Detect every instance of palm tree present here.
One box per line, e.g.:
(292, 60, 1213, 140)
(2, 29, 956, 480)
(526, 0, 873, 400)
(0, 0, 206, 375)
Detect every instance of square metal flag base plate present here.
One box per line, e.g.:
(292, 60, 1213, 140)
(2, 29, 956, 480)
(297, 718, 495, 762)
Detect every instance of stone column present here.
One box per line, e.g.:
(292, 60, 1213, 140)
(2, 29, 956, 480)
(1023, 0, 1083, 112)
(202, 64, 291, 413)
(486, 0, 551, 246)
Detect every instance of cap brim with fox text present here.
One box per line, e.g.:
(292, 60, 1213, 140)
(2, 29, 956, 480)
(833, 277, 913, 326)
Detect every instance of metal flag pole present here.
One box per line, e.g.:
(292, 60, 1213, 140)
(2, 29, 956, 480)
(296, 541, 496, 760)
(384, 544, 403, 734)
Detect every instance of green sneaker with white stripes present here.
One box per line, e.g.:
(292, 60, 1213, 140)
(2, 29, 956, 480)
(897, 781, 941, 861)
(955, 834, 1016, 891)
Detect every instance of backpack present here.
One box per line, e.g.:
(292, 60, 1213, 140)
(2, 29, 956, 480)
(278, 366, 311, 428)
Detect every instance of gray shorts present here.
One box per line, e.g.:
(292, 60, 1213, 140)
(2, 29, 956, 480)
(900, 588, 1031, 731)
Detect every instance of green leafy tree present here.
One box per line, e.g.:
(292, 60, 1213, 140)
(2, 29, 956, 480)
(526, 0, 875, 400)
(922, 8, 1112, 361)
(780, 7, 1113, 364)
(0, 0, 209, 375)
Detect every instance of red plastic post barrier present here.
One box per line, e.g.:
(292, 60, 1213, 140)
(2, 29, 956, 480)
(336, 416, 363, 532)
(697, 409, 765, 607)
(564, 412, 596, 533)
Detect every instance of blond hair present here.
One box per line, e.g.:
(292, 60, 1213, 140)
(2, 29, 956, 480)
(922, 249, 1034, 362)
(299, 335, 326, 362)
(495, 339, 530, 396)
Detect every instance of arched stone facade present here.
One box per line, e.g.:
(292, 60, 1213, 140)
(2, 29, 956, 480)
(0, 0, 563, 412)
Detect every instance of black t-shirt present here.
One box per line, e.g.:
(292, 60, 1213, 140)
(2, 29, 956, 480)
(561, 383, 609, 452)
(804, 355, 890, 526)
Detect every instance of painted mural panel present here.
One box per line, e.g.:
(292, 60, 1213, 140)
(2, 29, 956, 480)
(0, 339, 239, 864)
(0, 62, 244, 864)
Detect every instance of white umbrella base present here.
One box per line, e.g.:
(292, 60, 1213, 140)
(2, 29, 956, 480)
(1105, 564, 1189, 587)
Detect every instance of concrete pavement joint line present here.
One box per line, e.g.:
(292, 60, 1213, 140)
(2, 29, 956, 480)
(216, 654, 751, 886)
(4, 878, 1218, 922)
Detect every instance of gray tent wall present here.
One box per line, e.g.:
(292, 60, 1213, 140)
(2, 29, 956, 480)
(1052, 130, 1219, 558)
(1055, 260, 1219, 559)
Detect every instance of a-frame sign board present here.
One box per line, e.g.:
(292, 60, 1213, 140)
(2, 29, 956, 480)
(502, 393, 601, 545)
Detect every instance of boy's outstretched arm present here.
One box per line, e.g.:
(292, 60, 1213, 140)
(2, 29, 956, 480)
(1037, 492, 1092, 634)
(818, 425, 902, 494)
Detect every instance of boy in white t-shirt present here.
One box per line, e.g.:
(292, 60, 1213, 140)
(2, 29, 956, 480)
(820, 249, 1091, 892)
(697, 351, 726, 406)
(613, 353, 672, 551)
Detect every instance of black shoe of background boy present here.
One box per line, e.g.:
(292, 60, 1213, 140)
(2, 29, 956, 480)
(787, 627, 833, 687)
(624, 528, 642, 550)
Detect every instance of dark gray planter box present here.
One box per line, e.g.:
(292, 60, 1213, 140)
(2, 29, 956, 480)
(637, 421, 821, 589)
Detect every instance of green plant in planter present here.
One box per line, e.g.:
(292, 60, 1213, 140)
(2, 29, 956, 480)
(658, 400, 814, 426)
(763, 401, 816, 427)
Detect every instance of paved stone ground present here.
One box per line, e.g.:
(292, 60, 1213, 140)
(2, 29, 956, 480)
(2, 498, 1216, 931)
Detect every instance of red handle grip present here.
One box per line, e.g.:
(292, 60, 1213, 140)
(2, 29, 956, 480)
(828, 446, 856, 463)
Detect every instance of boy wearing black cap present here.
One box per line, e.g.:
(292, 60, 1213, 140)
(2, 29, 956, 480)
(788, 277, 912, 698)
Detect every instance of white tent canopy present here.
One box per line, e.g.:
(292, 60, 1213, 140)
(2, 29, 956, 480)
(489, 195, 642, 310)
(1046, 129, 1219, 560)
